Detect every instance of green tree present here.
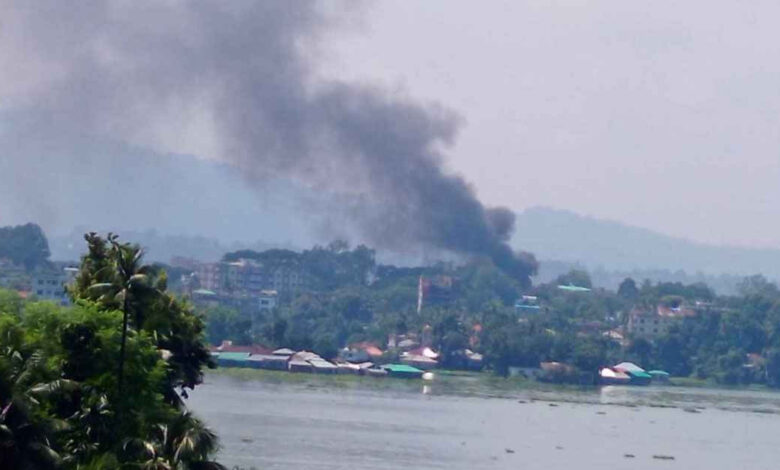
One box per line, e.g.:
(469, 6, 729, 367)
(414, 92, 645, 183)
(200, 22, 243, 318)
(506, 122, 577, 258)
(0, 338, 63, 470)
(555, 269, 592, 289)
(0, 234, 222, 468)
(71, 233, 212, 406)
(0, 223, 51, 269)
(571, 338, 606, 372)
(617, 278, 639, 300)
(626, 338, 653, 368)
(765, 348, 780, 387)
(203, 305, 252, 346)
(75, 234, 162, 398)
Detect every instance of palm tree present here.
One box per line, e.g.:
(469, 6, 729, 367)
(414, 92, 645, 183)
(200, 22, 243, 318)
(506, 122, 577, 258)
(0, 349, 63, 470)
(87, 235, 161, 397)
(123, 411, 226, 470)
(77, 233, 214, 413)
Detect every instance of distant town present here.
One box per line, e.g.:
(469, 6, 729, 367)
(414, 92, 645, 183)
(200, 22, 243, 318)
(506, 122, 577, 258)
(4, 222, 780, 391)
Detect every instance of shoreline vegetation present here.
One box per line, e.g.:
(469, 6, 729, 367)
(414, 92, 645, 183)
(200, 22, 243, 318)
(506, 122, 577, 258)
(204, 367, 778, 405)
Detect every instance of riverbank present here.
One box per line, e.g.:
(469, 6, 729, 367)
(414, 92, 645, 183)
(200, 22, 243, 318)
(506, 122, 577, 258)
(205, 368, 780, 414)
(208, 367, 567, 396)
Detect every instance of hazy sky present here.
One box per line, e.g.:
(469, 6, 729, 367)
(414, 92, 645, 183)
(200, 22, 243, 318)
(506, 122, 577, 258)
(2, 1, 780, 251)
(318, 1, 780, 248)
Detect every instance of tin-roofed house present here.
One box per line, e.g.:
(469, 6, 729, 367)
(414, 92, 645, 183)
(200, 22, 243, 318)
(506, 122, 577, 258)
(400, 347, 439, 370)
(342, 342, 384, 363)
(272, 348, 296, 357)
(613, 362, 652, 385)
(216, 352, 251, 368)
(288, 351, 315, 373)
(599, 367, 631, 385)
(247, 354, 289, 371)
(309, 357, 339, 374)
(287, 351, 337, 373)
(336, 361, 374, 375)
(382, 364, 424, 379)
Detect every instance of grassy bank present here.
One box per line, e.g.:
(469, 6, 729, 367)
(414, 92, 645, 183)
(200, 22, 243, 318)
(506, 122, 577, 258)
(207, 366, 780, 398)
(206, 367, 589, 398)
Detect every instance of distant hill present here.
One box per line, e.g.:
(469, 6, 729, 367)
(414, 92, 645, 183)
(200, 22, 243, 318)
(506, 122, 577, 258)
(15, 134, 780, 287)
(513, 207, 780, 289)
(1, 136, 319, 257)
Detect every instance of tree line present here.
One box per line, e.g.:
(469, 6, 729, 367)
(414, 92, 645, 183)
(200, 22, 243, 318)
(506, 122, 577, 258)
(202, 255, 780, 387)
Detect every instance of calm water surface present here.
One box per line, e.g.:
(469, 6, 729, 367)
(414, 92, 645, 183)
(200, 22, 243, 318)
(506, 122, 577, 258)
(188, 373, 780, 469)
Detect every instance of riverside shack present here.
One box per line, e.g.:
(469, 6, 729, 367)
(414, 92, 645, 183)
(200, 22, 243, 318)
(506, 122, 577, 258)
(216, 352, 250, 368)
(383, 364, 424, 379)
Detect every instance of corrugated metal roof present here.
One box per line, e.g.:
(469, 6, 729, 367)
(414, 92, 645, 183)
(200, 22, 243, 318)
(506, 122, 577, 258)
(557, 284, 591, 292)
(273, 348, 296, 356)
(217, 352, 251, 361)
(247, 354, 288, 362)
(309, 359, 337, 369)
(401, 354, 438, 364)
(628, 370, 652, 379)
(383, 364, 423, 373)
(648, 370, 670, 376)
(218, 344, 273, 355)
(193, 289, 217, 296)
(614, 362, 645, 372)
(600, 368, 630, 380)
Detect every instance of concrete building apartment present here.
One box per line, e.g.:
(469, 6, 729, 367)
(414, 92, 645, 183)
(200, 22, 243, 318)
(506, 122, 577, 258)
(194, 259, 309, 296)
(627, 305, 697, 340)
(32, 267, 78, 306)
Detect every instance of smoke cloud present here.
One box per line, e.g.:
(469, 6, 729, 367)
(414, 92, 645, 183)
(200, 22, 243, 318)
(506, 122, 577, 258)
(0, 1, 537, 284)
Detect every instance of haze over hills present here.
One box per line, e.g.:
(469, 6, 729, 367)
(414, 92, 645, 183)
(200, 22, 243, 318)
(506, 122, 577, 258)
(513, 207, 780, 284)
(9, 138, 777, 293)
(1, 138, 320, 254)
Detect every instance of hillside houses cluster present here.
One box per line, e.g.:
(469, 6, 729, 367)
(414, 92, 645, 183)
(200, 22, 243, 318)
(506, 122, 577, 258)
(519, 282, 716, 346)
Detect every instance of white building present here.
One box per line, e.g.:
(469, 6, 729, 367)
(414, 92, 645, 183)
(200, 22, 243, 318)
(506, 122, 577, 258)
(32, 269, 70, 305)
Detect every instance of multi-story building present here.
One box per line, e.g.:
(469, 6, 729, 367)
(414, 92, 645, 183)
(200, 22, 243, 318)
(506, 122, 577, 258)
(627, 305, 697, 340)
(193, 259, 309, 297)
(270, 265, 307, 292)
(194, 263, 222, 292)
(258, 290, 278, 310)
(31, 267, 78, 306)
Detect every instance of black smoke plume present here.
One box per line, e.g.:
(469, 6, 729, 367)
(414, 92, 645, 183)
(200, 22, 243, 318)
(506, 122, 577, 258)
(0, 2, 537, 285)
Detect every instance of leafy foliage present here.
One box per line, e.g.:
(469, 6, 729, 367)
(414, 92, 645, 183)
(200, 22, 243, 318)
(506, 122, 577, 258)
(0, 223, 51, 269)
(0, 233, 223, 469)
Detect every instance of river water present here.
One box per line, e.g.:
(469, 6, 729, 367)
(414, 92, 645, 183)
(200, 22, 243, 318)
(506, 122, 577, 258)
(188, 373, 780, 469)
